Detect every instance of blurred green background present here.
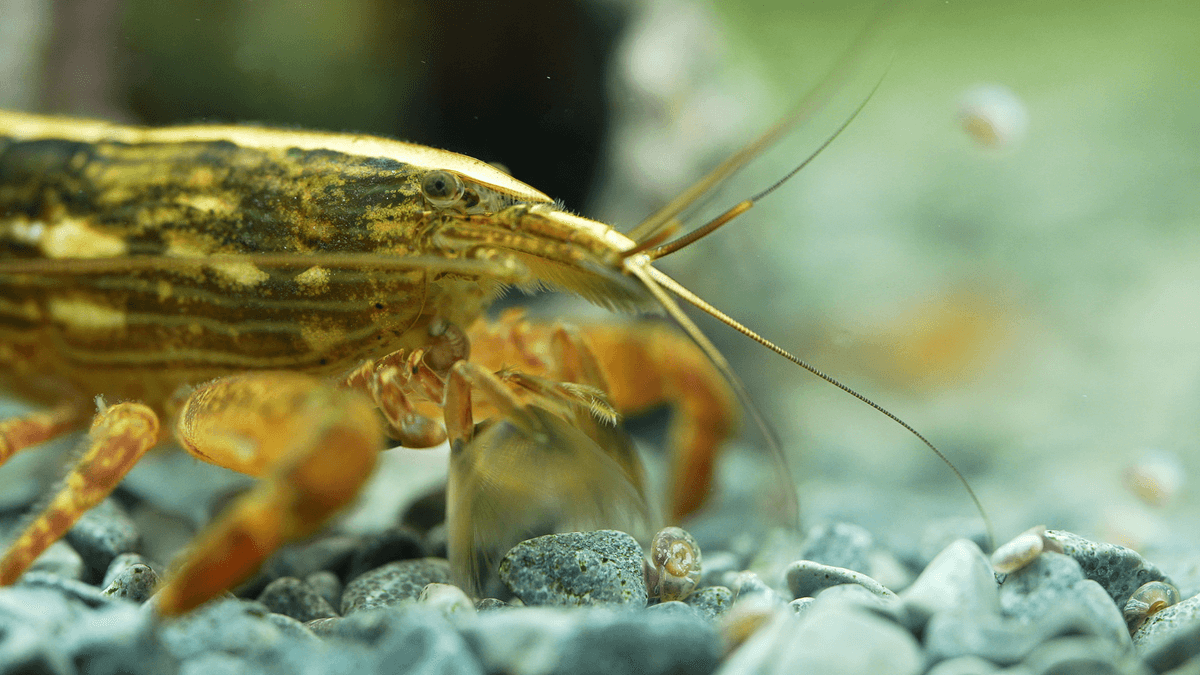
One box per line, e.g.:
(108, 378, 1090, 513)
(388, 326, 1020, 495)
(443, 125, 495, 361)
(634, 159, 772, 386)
(2, 0, 1197, 554)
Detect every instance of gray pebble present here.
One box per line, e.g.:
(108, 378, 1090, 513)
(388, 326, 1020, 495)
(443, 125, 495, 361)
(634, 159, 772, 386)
(256, 576, 337, 622)
(720, 603, 922, 675)
(1044, 530, 1172, 608)
(417, 582, 476, 623)
(344, 526, 424, 582)
(262, 611, 319, 643)
(101, 562, 158, 603)
(790, 597, 815, 617)
(1133, 592, 1200, 667)
(303, 571, 341, 611)
(462, 607, 718, 675)
(66, 498, 139, 583)
(1000, 552, 1130, 648)
(323, 607, 482, 673)
(475, 597, 509, 611)
(28, 539, 85, 581)
(925, 656, 1001, 675)
(102, 552, 156, 588)
(687, 585, 733, 621)
(925, 604, 1134, 666)
(797, 522, 874, 574)
(899, 539, 999, 630)
(499, 530, 647, 608)
(340, 557, 452, 615)
(786, 560, 896, 600)
(1022, 636, 1150, 675)
(17, 571, 111, 608)
(304, 616, 341, 637)
(647, 600, 700, 620)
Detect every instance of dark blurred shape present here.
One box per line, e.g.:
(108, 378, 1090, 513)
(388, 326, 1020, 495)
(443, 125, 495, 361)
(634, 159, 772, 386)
(43, 0, 624, 211)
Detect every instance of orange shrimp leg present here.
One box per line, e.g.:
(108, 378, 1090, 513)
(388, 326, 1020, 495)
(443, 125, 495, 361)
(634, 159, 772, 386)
(576, 322, 738, 522)
(0, 401, 160, 585)
(154, 372, 383, 616)
(0, 398, 90, 466)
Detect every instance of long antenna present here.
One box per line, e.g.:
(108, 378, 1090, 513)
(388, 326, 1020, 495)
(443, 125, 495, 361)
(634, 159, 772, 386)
(636, 261, 994, 549)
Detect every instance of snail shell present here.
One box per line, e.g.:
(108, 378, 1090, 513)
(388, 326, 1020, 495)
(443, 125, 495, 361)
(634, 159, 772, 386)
(1124, 581, 1180, 633)
(649, 526, 702, 602)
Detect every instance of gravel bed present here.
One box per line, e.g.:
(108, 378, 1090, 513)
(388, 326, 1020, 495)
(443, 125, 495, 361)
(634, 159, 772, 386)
(1, 491, 1197, 675)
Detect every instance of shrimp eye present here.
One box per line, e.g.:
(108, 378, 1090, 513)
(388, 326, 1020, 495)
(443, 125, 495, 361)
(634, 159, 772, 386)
(421, 170, 465, 207)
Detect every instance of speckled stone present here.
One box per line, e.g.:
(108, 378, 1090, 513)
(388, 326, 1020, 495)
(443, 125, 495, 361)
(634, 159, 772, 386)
(475, 597, 509, 611)
(101, 562, 158, 603)
(686, 585, 733, 621)
(1044, 530, 1172, 608)
(797, 522, 874, 575)
(257, 576, 338, 622)
(786, 560, 896, 600)
(498, 530, 647, 608)
(999, 552, 1130, 648)
(340, 558, 452, 615)
(65, 498, 139, 584)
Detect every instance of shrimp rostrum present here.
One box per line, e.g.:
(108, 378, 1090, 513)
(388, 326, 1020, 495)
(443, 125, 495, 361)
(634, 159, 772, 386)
(0, 110, 746, 613)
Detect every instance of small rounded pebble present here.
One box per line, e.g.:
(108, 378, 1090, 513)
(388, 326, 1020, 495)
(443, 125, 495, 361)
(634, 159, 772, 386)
(786, 560, 897, 600)
(647, 600, 700, 620)
(958, 83, 1029, 149)
(418, 582, 476, 621)
(789, 596, 815, 616)
(257, 576, 338, 622)
(102, 552, 156, 588)
(303, 570, 342, 611)
(730, 571, 773, 600)
(797, 522, 874, 574)
(647, 526, 701, 601)
(1123, 450, 1185, 507)
(990, 526, 1047, 574)
(1123, 580, 1180, 633)
(475, 597, 509, 611)
(340, 557, 452, 615)
(65, 498, 140, 583)
(685, 585, 732, 622)
(499, 530, 647, 608)
(101, 562, 158, 603)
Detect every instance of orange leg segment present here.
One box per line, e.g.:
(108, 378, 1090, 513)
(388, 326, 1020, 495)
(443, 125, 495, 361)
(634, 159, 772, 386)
(155, 372, 383, 616)
(469, 313, 737, 523)
(0, 399, 89, 467)
(0, 401, 160, 585)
